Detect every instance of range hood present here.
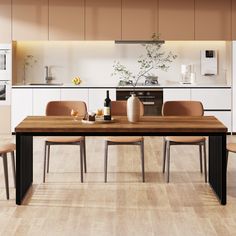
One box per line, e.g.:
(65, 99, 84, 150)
(115, 40, 165, 44)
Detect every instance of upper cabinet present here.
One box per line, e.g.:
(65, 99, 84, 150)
(85, 0, 121, 40)
(49, 0, 84, 40)
(159, 0, 194, 40)
(232, 0, 236, 39)
(195, 0, 231, 40)
(0, 0, 11, 43)
(12, 0, 48, 40)
(122, 0, 157, 40)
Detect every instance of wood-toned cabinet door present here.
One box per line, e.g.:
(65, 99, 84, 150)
(0, 0, 11, 43)
(232, 0, 236, 39)
(85, 0, 121, 40)
(159, 0, 194, 40)
(122, 0, 157, 40)
(49, 0, 84, 40)
(12, 0, 48, 40)
(195, 0, 231, 40)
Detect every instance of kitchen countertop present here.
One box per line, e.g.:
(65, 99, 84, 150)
(12, 82, 231, 89)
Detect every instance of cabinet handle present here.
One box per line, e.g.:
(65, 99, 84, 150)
(143, 102, 155, 105)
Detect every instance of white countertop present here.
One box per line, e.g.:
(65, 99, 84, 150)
(12, 82, 231, 88)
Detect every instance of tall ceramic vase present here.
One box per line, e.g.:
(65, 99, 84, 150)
(127, 93, 140, 122)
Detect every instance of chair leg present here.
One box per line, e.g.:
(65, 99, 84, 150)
(11, 152, 16, 188)
(162, 139, 167, 173)
(43, 142, 47, 183)
(47, 144, 50, 173)
(166, 141, 171, 183)
(2, 154, 9, 200)
(83, 139, 87, 173)
(199, 144, 203, 173)
(203, 141, 207, 183)
(140, 141, 145, 182)
(104, 141, 108, 183)
(80, 142, 84, 183)
(226, 150, 229, 172)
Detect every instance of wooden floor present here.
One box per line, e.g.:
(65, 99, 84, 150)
(0, 135, 236, 235)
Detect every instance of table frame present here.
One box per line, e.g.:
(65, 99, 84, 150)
(16, 131, 227, 205)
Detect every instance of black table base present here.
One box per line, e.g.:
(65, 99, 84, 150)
(16, 132, 227, 205)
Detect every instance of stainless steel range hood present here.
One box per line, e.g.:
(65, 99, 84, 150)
(115, 40, 165, 44)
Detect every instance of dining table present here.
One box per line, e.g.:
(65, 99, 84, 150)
(15, 115, 227, 205)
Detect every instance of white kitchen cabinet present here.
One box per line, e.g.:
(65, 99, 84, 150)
(88, 89, 116, 112)
(204, 111, 232, 132)
(33, 89, 60, 115)
(163, 88, 191, 102)
(60, 88, 89, 109)
(191, 89, 231, 110)
(11, 88, 33, 132)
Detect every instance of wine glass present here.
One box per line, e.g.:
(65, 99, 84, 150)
(71, 109, 79, 121)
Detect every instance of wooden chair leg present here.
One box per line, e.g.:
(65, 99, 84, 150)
(47, 144, 50, 173)
(2, 154, 9, 200)
(104, 141, 108, 183)
(140, 141, 145, 182)
(80, 142, 84, 183)
(199, 144, 203, 173)
(83, 139, 87, 173)
(203, 141, 207, 183)
(43, 142, 47, 183)
(11, 152, 16, 188)
(167, 141, 171, 183)
(162, 139, 167, 173)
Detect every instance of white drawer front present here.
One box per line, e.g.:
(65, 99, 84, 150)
(163, 89, 191, 102)
(191, 89, 231, 110)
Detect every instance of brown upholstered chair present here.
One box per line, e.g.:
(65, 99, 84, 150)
(0, 143, 16, 199)
(104, 100, 145, 182)
(162, 101, 207, 183)
(226, 143, 236, 170)
(44, 101, 87, 183)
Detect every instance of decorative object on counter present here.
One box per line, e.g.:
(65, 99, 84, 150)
(23, 55, 37, 85)
(127, 93, 141, 122)
(72, 76, 82, 85)
(112, 34, 177, 90)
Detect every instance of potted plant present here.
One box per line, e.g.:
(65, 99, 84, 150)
(112, 35, 177, 122)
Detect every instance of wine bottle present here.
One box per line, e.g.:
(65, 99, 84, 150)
(104, 90, 111, 120)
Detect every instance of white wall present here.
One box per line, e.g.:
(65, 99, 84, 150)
(233, 41, 236, 132)
(14, 41, 231, 86)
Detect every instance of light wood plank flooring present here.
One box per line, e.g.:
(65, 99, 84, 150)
(0, 135, 236, 235)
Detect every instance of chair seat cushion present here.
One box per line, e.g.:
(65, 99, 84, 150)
(106, 136, 143, 143)
(46, 136, 84, 143)
(0, 143, 16, 154)
(165, 136, 205, 143)
(227, 143, 236, 153)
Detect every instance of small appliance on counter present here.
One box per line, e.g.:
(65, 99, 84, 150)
(200, 50, 217, 76)
(180, 64, 195, 84)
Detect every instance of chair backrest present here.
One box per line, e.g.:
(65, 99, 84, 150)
(162, 101, 204, 116)
(46, 101, 87, 116)
(111, 100, 144, 116)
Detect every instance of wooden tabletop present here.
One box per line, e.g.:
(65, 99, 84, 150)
(15, 116, 227, 134)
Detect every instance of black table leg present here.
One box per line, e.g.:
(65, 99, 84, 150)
(16, 134, 33, 205)
(209, 134, 227, 205)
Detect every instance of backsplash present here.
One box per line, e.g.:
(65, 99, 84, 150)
(14, 41, 232, 86)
